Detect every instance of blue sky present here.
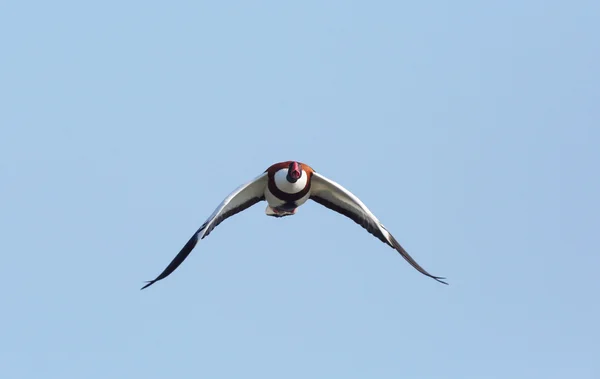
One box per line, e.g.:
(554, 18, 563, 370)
(1, 1, 599, 378)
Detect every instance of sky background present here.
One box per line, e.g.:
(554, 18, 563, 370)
(1, 1, 599, 378)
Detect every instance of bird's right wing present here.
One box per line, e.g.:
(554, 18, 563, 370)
(141, 172, 268, 289)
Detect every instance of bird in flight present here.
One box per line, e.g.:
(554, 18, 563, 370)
(141, 161, 447, 289)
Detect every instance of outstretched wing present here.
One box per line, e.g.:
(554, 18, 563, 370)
(141, 172, 268, 289)
(310, 172, 447, 285)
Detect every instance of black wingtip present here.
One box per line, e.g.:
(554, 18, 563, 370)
(140, 280, 157, 290)
(434, 276, 449, 285)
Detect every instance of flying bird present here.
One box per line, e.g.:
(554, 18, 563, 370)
(141, 161, 447, 289)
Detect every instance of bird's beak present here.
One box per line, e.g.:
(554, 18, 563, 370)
(290, 162, 301, 180)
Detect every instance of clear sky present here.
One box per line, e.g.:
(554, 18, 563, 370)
(1, 1, 599, 378)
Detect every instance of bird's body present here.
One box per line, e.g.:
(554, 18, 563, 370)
(264, 161, 314, 216)
(141, 161, 447, 289)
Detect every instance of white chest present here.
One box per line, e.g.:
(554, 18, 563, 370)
(264, 168, 311, 207)
(273, 169, 308, 194)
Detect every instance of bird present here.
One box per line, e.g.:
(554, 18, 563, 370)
(141, 161, 447, 289)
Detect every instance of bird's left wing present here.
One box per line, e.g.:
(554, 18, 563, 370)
(141, 172, 268, 289)
(310, 171, 447, 285)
